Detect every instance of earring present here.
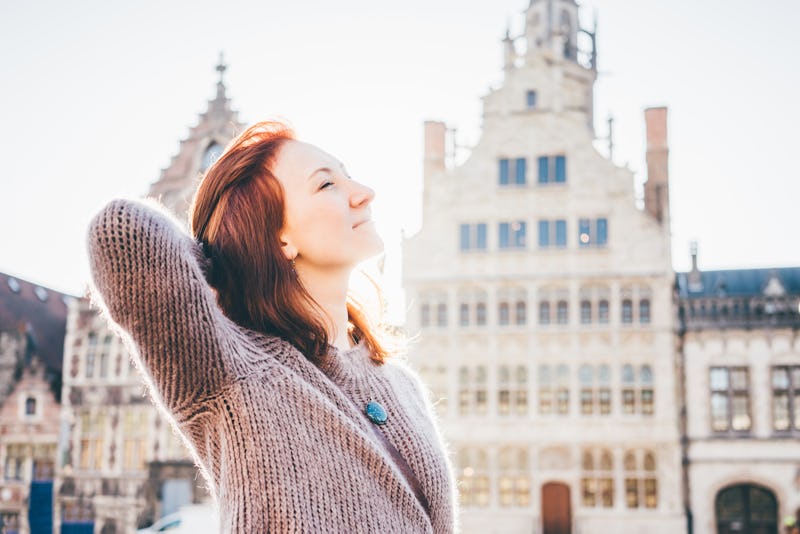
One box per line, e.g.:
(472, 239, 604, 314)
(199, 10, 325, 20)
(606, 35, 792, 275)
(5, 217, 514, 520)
(290, 257, 297, 276)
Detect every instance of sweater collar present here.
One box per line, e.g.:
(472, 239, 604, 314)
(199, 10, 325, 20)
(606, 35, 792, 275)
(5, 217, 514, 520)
(318, 338, 380, 385)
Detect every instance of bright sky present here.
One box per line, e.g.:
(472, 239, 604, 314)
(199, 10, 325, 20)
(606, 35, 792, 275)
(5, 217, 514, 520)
(2, 0, 798, 323)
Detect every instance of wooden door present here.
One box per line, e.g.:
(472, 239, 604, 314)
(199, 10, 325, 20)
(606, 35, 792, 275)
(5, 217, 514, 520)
(542, 482, 571, 534)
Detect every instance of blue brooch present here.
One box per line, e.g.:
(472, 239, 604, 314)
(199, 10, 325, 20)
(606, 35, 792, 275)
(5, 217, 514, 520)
(365, 401, 388, 425)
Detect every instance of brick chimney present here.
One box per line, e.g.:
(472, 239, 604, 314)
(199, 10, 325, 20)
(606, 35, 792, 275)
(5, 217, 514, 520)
(643, 107, 669, 223)
(423, 120, 447, 180)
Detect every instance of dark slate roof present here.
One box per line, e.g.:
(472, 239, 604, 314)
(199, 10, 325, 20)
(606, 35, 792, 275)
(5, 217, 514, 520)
(675, 267, 800, 299)
(0, 272, 75, 372)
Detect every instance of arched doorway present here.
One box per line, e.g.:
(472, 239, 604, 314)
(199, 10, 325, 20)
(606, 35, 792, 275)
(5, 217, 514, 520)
(542, 482, 571, 534)
(715, 483, 778, 534)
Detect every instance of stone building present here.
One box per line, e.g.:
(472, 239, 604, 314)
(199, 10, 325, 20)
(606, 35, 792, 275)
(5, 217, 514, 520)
(0, 273, 72, 534)
(676, 250, 800, 533)
(402, 1, 684, 532)
(54, 59, 243, 534)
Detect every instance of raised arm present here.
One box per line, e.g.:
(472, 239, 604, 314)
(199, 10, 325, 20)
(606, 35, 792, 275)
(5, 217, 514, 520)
(86, 198, 232, 409)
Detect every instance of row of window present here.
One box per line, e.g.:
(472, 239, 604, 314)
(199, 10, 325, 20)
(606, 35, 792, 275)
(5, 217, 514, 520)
(458, 447, 658, 509)
(421, 364, 655, 417)
(709, 365, 800, 433)
(459, 217, 608, 251)
(498, 155, 566, 186)
(79, 332, 135, 380)
(420, 296, 651, 328)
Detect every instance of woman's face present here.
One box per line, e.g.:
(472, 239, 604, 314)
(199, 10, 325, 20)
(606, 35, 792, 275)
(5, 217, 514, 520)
(273, 139, 384, 271)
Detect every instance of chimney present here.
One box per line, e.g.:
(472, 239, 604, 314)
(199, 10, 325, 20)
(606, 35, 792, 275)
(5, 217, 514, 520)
(643, 107, 669, 223)
(423, 121, 446, 180)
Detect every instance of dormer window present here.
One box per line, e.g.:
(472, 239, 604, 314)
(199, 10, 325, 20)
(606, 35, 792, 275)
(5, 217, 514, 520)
(25, 396, 37, 416)
(34, 286, 48, 302)
(7, 277, 20, 293)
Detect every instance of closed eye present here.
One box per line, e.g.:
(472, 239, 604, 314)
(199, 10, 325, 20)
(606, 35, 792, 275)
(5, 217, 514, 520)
(319, 181, 334, 190)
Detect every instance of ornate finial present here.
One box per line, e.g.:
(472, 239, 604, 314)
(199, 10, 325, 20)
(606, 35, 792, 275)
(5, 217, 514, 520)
(215, 51, 227, 85)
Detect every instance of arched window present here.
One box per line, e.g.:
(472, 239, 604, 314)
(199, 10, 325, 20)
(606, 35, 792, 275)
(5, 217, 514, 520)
(458, 448, 490, 507)
(556, 300, 569, 324)
(459, 303, 470, 327)
(639, 299, 651, 324)
(622, 364, 636, 414)
(621, 299, 633, 324)
(436, 302, 447, 327)
(499, 447, 530, 507)
(476, 302, 487, 326)
(539, 301, 551, 325)
(515, 300, 527, 325)
(624, 450, 658, 508)
(515, 365, 528, 415)
(581, 449, 613, 507)
(201, 142, 224, 172)
(580, 300, 592, 324)
(499, 302, 510, 326)
(598, 299, 610, 324)
(475, 366, 488, 415)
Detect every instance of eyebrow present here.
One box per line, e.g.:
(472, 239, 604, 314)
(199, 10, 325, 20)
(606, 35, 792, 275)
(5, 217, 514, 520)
(307, 162, 346, 181)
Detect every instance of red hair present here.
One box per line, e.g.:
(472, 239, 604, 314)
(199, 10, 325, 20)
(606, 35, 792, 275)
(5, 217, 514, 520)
(189, 121, 395, 365)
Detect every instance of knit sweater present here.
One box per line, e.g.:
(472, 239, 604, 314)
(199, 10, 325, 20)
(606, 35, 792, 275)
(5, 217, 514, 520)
(86, 199, 459, 533)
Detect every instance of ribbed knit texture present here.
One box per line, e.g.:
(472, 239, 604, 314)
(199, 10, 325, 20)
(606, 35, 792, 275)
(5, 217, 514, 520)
(86, 198, 459, 533)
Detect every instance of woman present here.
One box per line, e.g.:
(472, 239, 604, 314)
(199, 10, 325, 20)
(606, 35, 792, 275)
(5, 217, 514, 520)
(87, 121, 458, 533)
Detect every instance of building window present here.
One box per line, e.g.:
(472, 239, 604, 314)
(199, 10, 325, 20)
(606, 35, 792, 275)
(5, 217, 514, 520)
(515, 301, 527, 325)
(538, 365, 553, 414)
(538, 219, 567, 248)
(515, 158, 527, 185)
(710, 367, 751, 432)
(580, 300, 592, 324)
(499, 221, 527, 249)
(539, 301, 551, 325)
(556, 300, 568, 325)
(459, 366, 488, 416)
(499, 158, 510, 185)
(421, 303, 431, 327)
(499, 302, 510, 326)
(625, 451, 658, 508)
(499, 365, 528, 416)
(459, 223, 488, 251)
(621, 299, 633, 324)
(458, 448, 490, 507)
(437, 303, 447, 327)
(122, 409, 149, 471)
(556, 364, 570, 414)
(622, 364, 636, 414)
(538, 155, 567, 184)
(598, 365, 611, 415)
(641, 365, 654, 415)
(598, 299, 610, 324)
(499, 447, 531, 507)
(526, 90, 537, 109)
(639, 299, 651, 324)
(24, 396, 36, 416)
(582, 450, 614, 508)
(476, 302, 487, 326)
(580, 365, 594, 415)
(86, 332, 98, 378)
(772, 366, 800, 432)
(79, 412, 106, 471)
(579, 218, 609, 247)
(459, 303, 470, 327)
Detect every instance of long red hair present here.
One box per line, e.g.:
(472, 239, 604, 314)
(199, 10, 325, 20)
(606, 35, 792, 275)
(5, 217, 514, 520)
(189, 121, 395, 365)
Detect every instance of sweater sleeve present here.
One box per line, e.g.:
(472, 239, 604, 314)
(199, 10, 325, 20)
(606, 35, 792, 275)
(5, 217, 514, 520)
(86, 198, 232, 409)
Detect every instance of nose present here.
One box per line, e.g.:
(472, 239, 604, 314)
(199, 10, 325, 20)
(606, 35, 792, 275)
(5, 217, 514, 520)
(350, 180, 375, 207)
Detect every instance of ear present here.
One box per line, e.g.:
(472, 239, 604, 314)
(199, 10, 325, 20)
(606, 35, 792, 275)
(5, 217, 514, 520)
(279, 231, 297, 261)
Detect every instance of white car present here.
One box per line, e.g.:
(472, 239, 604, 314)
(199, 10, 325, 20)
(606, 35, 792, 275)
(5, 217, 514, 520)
(137, 504, 219, 534)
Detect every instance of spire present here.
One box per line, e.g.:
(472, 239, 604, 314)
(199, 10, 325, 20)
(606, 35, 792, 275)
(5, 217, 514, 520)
(215, 51, 228, 101)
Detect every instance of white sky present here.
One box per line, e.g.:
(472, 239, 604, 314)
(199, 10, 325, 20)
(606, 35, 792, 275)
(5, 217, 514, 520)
(1, 0, 798, 323)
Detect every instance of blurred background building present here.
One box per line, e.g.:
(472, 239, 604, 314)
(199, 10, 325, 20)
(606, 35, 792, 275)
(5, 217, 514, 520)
(402, 1, 683, 532)
(51, 60, 242, 534)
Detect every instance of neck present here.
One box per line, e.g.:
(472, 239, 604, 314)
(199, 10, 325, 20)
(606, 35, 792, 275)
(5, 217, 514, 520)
(296, 265, 353, 352)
